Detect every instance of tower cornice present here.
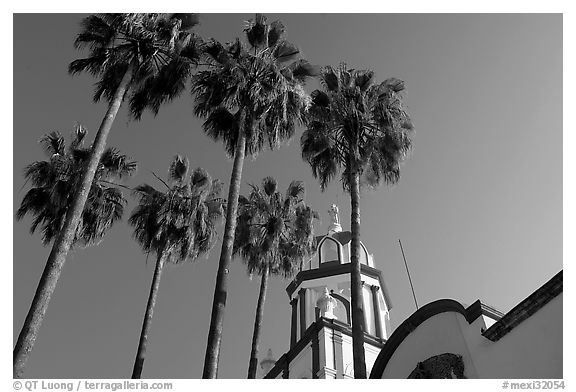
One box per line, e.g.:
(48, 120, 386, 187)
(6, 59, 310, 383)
(286, 263, 393, 310)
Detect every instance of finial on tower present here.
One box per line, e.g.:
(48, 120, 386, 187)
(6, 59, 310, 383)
(328, 203, 342, 234)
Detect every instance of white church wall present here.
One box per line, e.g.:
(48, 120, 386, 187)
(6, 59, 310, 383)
(317, 327, 337, 378)
(341, 334, 355, 378)
(376, 292, 562, 379)
(466, 293, 563, 378)
(364, 341, 382, 376)
(380, 312, 476, 378)
(337, 332, 383, 378)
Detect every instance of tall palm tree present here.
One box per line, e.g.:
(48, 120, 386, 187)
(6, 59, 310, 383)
(190, 15, 318, 378)
(301, 64, 413, 378)
(14, 126, 136, 377)
(16, 126, 136, 247)
(13, 14, 200, 378)
(234, 177, 317, 378)
(128, 156, 224, 379)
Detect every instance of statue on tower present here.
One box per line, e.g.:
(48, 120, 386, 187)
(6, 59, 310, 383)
(327, 203, 342, 234)
(316, 287, 338, 320)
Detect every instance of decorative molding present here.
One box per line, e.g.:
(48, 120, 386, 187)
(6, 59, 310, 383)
(312, 335, 320, 379)
(332, 329, 344, 378)
(287, 263, 393, 310)
(299, 288, 307, 339)
(318, 367, 338, 379)
(371, 285, 383, 338)
(290, 298, 298, 348)
(317, 236, 343, 264)
(465, 299, 505, 322)
(330, 290, 351, 324)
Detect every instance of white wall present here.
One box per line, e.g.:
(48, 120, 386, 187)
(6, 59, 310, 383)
(381, 312, 478, 378)
(378, 294, 562, 379)
(470, 294, 563, 378)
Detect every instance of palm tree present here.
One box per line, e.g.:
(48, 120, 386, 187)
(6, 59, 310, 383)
(234, 177, 317, 378)
(128, 155, 224, 379)
(13, 14, 201, 378)
(300, 64, 413, 378)
(14, 126, 136, 377)
(190, 14, 318, 378)
(16, 126, 136, 247)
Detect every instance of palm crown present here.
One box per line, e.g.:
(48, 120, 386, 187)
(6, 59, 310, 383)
(16, 126, 137, 246)
(129, 156, 225, 263)
(301, 63, 414, 190)
(192, 14, 319, 157)
(69, 13, 202, 112)
(234, 177, 318, 278)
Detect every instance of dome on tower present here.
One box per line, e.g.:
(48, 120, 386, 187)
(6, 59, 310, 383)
(300, 204, 374, 271)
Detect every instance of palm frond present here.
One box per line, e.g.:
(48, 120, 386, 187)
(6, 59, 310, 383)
(244, 14, 267, 49)
(18, 128, 135, 247)
(99, 147, 138, 179)
(74, 15, 117, 50)
(234, 176, 317, 279)
(168, 155, 189, 183)
(190, 167, 211, 193)
(191, 15, 312, 159)
(262, 177, 277, 197)
(267, 20, 284, 47)
(273, 41, 300, 63)
(302, 64, 414, 193)
(93, 62, 130, 103)
(170, 13, 200, 31)
(286, 180, 305, 199)
(71, 13, 200, 108)
(39, 131, 65, 157)
(69, 125, 88, 151)
(129, 157, 223, 263)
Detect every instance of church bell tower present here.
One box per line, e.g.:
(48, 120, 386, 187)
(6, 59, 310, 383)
(263, 204, 393, 379)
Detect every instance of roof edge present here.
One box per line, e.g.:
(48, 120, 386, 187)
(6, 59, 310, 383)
(482, 270, 562, 342)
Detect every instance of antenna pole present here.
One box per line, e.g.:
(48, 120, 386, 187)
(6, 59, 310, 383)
(399, 239, 419, 310)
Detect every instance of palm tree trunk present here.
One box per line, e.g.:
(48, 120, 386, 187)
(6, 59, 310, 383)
(247, 265, 269, 379)
(202, 131, 247, 379)
(349, 169, 367, 378)
(13, 66, 133, 378)
(132, 250, 167, 379)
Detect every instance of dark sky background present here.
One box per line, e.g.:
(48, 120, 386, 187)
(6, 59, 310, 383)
(13, 14, 562, 379)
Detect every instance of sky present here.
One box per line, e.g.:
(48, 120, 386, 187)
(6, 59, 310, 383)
(12, 13, 562, 379)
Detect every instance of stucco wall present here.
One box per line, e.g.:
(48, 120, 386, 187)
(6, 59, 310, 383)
(378, 294, 562, 379)
(471, 294, 563, 378)
(381, 311, 478, 378)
